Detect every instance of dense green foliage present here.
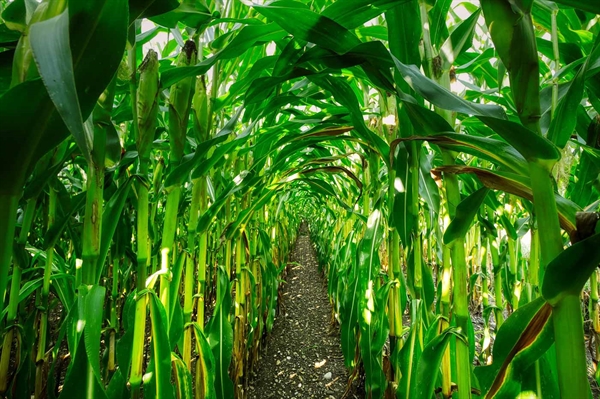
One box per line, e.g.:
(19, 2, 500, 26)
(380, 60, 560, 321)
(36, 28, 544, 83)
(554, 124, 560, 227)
(0, 0, 599, 398)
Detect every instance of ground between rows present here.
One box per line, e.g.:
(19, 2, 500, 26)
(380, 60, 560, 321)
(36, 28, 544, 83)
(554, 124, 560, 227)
(248, 233, 357, 399)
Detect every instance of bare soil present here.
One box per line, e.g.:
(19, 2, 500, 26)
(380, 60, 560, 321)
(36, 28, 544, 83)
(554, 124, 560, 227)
(248, 233, 358, 399)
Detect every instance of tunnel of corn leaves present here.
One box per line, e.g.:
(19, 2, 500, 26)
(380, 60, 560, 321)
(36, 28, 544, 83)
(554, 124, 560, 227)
(1, 0, 600, 398)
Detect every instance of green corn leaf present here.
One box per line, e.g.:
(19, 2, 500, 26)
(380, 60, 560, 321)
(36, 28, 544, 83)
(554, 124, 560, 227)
(30, 10, 91, 161)
(193, 323, 217, 399)
(394, 133, 529, 175)
(356, 209, 386, 397)
(433, 165, 579, 236)
(480, 0, 540, 130)
(265, 259, 279, 333)
(160, 23, 287, 88)
(542, 232, 600, 305)
(166, 107, 243, 187)
(1, 0, 26, 33)
(398, 98, 453, 135)
(392, 143, 414, 246)
(478, 116, 560, 170)
(206, 268, 234, 399)
(59, 336, 109, 399)
(429, 0, 452, 48)
(397, 300, 425, 399)
(105, 370, 127, 399)
(169, 273, 185, 348)
(297, 38, 396, 71)
(244, 68, 316, 105)
(116, 293, 137, 378)
(255, 0, 362, 54)
(551, 0, 600, 14)
(58, 286, 107, 399)
(474, 298, 554, 398)
(43, 191, 86, 250)
(392, 56, 507, 119)
(386, 0, 422, 80)
(171, 353, 193, 399)
(499, 214, 518, 241)
(0, 0, 127, 198)
(571, 142, 600, 207)
(83, 286, 106, 385)
(419, 153, 440, 215)
(0, 48, 13, 95)
(129, 0, 179, 22)
(190, 133, 252, 181)
(340, 256, 360, 369)
(148, 293, 175, 399)
(548, 40, 600, 148)
(322, 0, 411, 30)
(444, 187, 489, 245)
(309, 74, 390, 164)
(360, 279, 392, 398)
(96, 177, 133, 281)
(150, 2, 212, 29)
(412, 326, 461, 399)
(439, 9, 481, 71)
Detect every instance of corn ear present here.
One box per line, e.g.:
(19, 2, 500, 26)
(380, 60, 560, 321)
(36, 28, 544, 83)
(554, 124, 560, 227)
(193, 75, 210, 143)
(168, 40, 197, 164)
(136, 49, 160, 164)
(480, 0, 540, 132)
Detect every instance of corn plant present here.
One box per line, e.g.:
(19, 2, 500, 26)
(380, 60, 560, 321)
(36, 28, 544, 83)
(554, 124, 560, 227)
(1, 0, 600, 398)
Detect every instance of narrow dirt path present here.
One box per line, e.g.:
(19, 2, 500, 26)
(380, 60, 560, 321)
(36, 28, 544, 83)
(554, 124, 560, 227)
(248, 231, 350, 399)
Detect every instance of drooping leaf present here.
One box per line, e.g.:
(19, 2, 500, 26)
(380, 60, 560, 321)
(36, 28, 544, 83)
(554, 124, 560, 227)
(255, 1, 362, 54)
(478, 116, 560, 170)
(444, 187, 489, 245)
(129, 0, 179, 22)
(150, 2, 212, 28)
(309, 74, 390, 163)
(432, 165, 579, 235)
(394, 132, 529, 175)
(322, 0, 411, 30)
(392, 56, 507, 119)
(542, 232, 600, 305)
(0, 0, 128, 197)
(474, 298, 554, 398)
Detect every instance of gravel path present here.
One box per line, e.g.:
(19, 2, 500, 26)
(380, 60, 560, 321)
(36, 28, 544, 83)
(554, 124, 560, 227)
(248, 232, 351, 399)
